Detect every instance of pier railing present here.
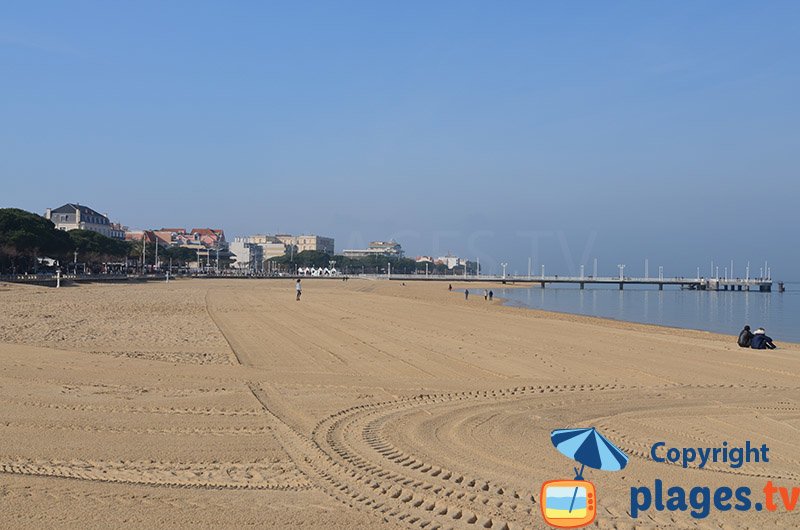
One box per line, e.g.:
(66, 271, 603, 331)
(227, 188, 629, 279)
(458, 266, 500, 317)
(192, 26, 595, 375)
(373, 273, 773, 291)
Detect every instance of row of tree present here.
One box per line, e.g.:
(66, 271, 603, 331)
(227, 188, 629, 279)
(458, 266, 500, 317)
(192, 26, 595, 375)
(0, 208, 200, 274)
(266, 250, 477, 275)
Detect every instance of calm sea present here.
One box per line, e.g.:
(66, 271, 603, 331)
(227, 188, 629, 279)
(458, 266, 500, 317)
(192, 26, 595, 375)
(496, 282, 800, 344)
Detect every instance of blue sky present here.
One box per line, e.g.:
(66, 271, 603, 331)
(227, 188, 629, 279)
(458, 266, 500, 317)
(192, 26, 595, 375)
(1, 2, 798, 277)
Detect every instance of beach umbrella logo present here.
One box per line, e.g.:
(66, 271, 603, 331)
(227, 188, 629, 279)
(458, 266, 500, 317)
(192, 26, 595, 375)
(540, 427, 629, 528)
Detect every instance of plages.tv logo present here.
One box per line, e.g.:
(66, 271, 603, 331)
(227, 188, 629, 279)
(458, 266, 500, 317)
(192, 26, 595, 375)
(541, 427, 629, 529)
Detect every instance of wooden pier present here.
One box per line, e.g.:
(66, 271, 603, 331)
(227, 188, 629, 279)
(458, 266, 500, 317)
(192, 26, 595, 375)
(384, 274, 774, 292)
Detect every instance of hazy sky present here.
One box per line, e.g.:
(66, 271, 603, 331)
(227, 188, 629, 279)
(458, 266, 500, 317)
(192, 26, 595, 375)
(2, 2, 798, 278)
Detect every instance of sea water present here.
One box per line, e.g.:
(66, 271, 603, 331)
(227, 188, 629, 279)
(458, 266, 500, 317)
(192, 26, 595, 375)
(497, 282, 800, 344)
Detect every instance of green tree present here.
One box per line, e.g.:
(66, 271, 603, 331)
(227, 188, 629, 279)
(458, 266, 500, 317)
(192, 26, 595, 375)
(69, 230, 131, 266)
(0, 208, 73, 273)
(329, 254, 419, 274)
(162, 245, 200, 265)
(268, 250, 334, 269)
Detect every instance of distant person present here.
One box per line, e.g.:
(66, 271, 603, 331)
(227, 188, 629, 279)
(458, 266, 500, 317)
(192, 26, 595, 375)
(465, 289, 469, 300)
(484, 289, 488, 300)
(489, 290, 493, 301)
(737, 325, 753, 348)
(295, 279, 302, 301)
(750, 328, 776, 350)
(448, 284, 452, 291)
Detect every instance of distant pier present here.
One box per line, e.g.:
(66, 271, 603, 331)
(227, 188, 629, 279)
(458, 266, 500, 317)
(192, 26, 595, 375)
(385, 274, 774, 292)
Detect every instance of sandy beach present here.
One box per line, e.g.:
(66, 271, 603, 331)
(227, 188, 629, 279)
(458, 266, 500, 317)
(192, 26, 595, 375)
(1, 278, 799, 529)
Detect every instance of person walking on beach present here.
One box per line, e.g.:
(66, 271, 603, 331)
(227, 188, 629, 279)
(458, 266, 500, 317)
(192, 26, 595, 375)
(750, 328, 776, 349)
(295, 279, 302, 301)
(464, 289, 469, 300)
(484, 289, 488, 300)
(737, 325, 753, 348)
(488, 290, 493, 301)
(448, 284, 452, 291)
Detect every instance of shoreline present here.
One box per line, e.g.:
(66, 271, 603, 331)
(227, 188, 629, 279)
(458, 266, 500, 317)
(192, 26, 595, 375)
(3, 277, 796, 349)
(446, 282, 800, 349)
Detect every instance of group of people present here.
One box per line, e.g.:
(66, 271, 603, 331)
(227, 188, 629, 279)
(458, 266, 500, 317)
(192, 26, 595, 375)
(461, 288, 493, 301)
(738, 325, 777, 349)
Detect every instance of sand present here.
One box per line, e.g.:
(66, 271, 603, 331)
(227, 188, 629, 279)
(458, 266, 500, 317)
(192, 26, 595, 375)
(1, 278, 798, 529)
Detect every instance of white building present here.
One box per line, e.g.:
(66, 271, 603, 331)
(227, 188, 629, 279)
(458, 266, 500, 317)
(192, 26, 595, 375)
(229, 237, 264, 270)
(342, 240, 404, 258)
(45, 203, 125, 239)
(435, 254, 465, 270)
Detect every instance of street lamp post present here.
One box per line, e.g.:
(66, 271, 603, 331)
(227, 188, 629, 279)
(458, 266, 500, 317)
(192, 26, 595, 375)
(501, 262, 508, 279)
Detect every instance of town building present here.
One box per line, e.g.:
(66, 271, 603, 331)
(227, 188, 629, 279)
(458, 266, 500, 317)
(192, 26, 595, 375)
(45, 203, 125, 239)
(275, 234, 334, 255)
(149, 228, 188, 247)
(435, 254, 465, 270)
(190, 228, 226, 249)
(247, 235, 289, 260)
(415, 254, 465, 270)
(124, 230, 160, 245)
(229, 237, 264, 270)
(124, 227, 227, 250)
(342, 240, 404, 258)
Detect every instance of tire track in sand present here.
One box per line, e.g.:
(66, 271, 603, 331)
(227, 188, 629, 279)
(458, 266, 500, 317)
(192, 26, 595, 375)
(248, 383, 521, 529)
(0, 457, 311, 491)
(204, 287, 244, 365)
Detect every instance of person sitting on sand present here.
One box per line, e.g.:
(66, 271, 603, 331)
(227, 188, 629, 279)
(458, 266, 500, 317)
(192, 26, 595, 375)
(737, 325, 753, 348)
(750, 328, 776, 350)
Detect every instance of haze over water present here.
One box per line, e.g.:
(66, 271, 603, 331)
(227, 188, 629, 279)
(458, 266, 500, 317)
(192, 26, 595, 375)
(498, 283, 800, 344)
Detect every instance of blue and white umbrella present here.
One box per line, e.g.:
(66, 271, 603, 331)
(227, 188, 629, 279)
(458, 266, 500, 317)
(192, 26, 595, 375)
(551, 427, 628, 478)
(550, 427, 628, 514)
